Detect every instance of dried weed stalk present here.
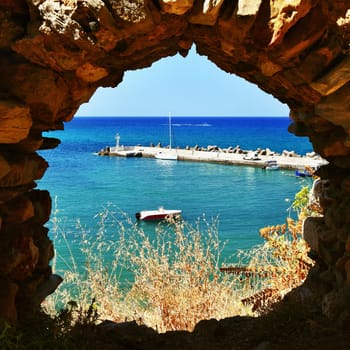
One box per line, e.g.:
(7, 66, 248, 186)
(44, 209, 249, 332)
(45, 184, 320, 331)
(221, 184, 320, 314)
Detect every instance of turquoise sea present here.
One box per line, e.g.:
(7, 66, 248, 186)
(37, 116, 314, 269)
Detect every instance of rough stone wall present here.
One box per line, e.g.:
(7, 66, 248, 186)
(0, 0, 349, 323)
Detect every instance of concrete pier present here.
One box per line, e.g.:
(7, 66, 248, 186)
(98, 145, 328, 171)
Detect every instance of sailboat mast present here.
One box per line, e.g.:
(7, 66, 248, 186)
(168, 112, 172, 149)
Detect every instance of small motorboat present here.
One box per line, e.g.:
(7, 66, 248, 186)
(295, 169, 312, 177)
(135, 207, 182, 221)
(263, 160, 279, 170)
(295, 165, 315, 177)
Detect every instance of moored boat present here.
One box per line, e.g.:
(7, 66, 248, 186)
(263, 160, 279, 170)
(295, 169, 312, 177)
(155, 150, 178, 160)
(135, 207, 182, 221)
(295, 165, 315, 177)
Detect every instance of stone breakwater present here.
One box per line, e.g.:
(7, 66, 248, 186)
(98, 145, 328, 170)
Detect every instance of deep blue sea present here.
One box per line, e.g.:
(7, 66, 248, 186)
(38, 116, 314, 269)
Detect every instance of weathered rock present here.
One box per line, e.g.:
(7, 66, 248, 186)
(303, 217, 324, 252)
(0, 100, 32, 143)
(16, 134, 44, 153)
(345, 237, 350, 254)
(311, 55, 350, 96)
(269, 0, 315, 47)
(345, 260, 350, 285)
(0, 154, 11, 181)
(0, 183, 37, 204)
(189, 0, 225, 26)
(322, 288, 350, 321)
(31, 274, 63, 306)
(1, 195, 35, 224)
(160, 0, 195, 15)
(236, 0, 261, 16)
(28, 190, 52, 225)
(207, 145, 218, 152)
(34, 236, 54, 271)
(0, 235, 39, 281)
(276, 4, 328, 62)
(0, 0, 349, 326)
(0, 279, 18, 322)
(76, 62, 109, 83)
(0, 154, 48, 188)
(315, 83, 350, 131)
(40, 137, 61, 150)
(96, 319, 158, 346)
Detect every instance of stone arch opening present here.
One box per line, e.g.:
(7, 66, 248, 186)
(1, 0, 350, 328)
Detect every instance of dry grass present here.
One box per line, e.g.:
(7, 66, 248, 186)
(240, 218, 313, 313)
(44, 209, 250, 333)
(44, 185, 319, 333)
(121, 216, 251, 332)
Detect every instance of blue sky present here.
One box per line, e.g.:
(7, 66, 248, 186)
(77, 47, 289, 117)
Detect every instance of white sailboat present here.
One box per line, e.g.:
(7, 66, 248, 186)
(155, 113, 178, 160)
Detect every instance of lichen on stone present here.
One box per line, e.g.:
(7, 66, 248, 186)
(336, 9, 350, 53)
(110, 0, 146, 23)
(37, 0, 78, 34)
(337, 9, 350, 27)
(36, 0, 105, 42)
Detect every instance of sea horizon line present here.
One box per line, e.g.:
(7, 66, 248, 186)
(74, 115, 290, 118)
